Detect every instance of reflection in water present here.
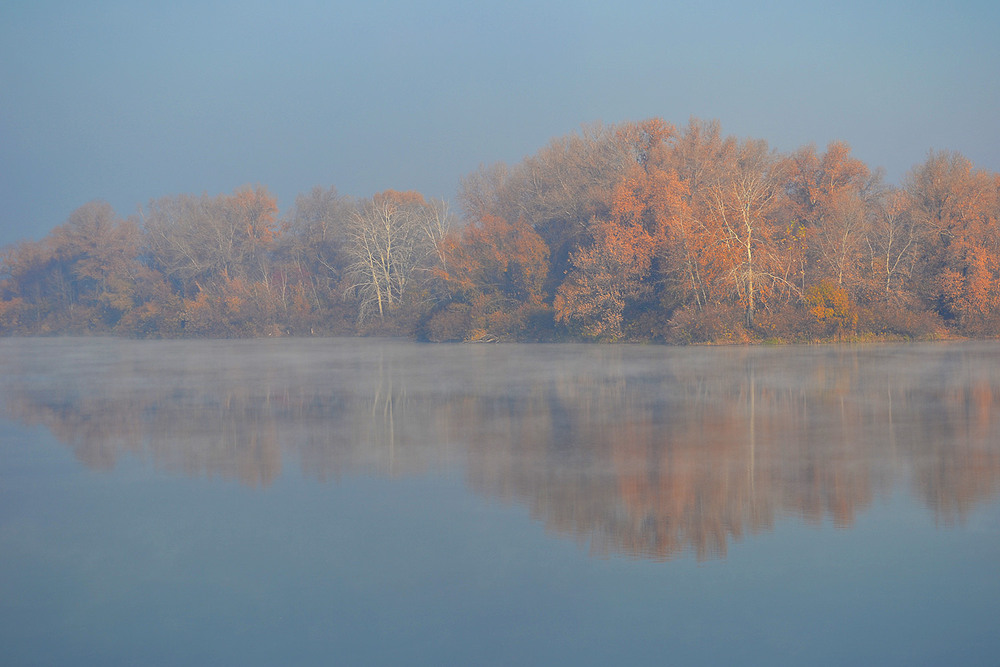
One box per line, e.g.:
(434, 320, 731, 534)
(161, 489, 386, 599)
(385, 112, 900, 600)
(1, 339, 999, 560)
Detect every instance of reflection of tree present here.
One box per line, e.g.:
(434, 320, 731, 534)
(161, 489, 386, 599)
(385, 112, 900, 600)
(0, 339, 458, 487)
(1, 340, 998, 560)
(904, 353, 1000, 524)
(452, 350, 887, 560)
(2, 352, 284, 488)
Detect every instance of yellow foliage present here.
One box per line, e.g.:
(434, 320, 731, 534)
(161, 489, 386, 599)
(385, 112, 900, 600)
(805, 281, 858, 334)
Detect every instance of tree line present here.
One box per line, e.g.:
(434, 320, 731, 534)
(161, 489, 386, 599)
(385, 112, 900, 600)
(2, 117, 999, 342)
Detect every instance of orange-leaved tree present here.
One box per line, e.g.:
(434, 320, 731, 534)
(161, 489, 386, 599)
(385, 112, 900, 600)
(554, 130, 687, 340)
(432, 215, 549, 341)
(907, 151, 1000, 331)
(553, 216, 656, 340)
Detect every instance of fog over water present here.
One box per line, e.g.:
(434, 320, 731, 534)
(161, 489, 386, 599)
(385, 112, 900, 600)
(2, 338, 998, 558)
(1, 338, 999, 665)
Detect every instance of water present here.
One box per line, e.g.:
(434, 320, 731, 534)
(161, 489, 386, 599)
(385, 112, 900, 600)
(1, 338, 998, 665)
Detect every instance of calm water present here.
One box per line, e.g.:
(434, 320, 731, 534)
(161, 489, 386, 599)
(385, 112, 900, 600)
(1, 338, 999, 665)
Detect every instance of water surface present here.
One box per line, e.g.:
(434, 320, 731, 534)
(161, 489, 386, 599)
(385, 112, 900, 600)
(1, 338, 999, 665)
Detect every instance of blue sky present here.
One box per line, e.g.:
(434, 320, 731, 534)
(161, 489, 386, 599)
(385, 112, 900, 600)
(2, 0, 998, 245)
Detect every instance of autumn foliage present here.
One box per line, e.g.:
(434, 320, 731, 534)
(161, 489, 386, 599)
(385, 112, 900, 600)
(427, 215, 549, 341)
(2, 118, 999, 341)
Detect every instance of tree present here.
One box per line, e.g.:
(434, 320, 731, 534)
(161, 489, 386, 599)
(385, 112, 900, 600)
(865, 189, 924, 301)
(142, 185, 278, 296)
(554, 130, 687, 339)
(276, 186, 356, 328)
(554, 217, 655, 339)
(804, 280, 858, 336)
(0, 201, 148, 332)
(701, 139, 796, 328)
(142, 193, 219, 296)
(788, 142, 883, 298)
(0, 238, 60, 331)
(661, 118, 738, 312)
(456, 122, 655, 300)
(140, 186, 281, 335)
(907, 151, 1000, 329)
(224, 185, 280, 285)
(432, 214, 549, 341)
(344, 190, 449, 323)
(457, 162, 513, 223)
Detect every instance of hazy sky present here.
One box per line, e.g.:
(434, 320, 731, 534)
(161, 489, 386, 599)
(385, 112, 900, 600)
(2, 0, 998, 246)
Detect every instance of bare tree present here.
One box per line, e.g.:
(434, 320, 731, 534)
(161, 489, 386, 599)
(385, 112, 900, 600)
(344, 191, 449, 322)
(142, 186, 278, 296)
(865, 189, 923, 300)
(280, 186, 356, 306)
(703, 139, 792, 328)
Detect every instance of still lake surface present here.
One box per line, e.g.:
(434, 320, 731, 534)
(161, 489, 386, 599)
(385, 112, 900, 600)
(1, 337, 999, 665)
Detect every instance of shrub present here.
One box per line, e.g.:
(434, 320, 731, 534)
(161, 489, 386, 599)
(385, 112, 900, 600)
(665, 303, 748, 344)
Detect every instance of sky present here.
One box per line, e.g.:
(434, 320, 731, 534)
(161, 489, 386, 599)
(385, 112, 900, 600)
(1, 0, 998, 246)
